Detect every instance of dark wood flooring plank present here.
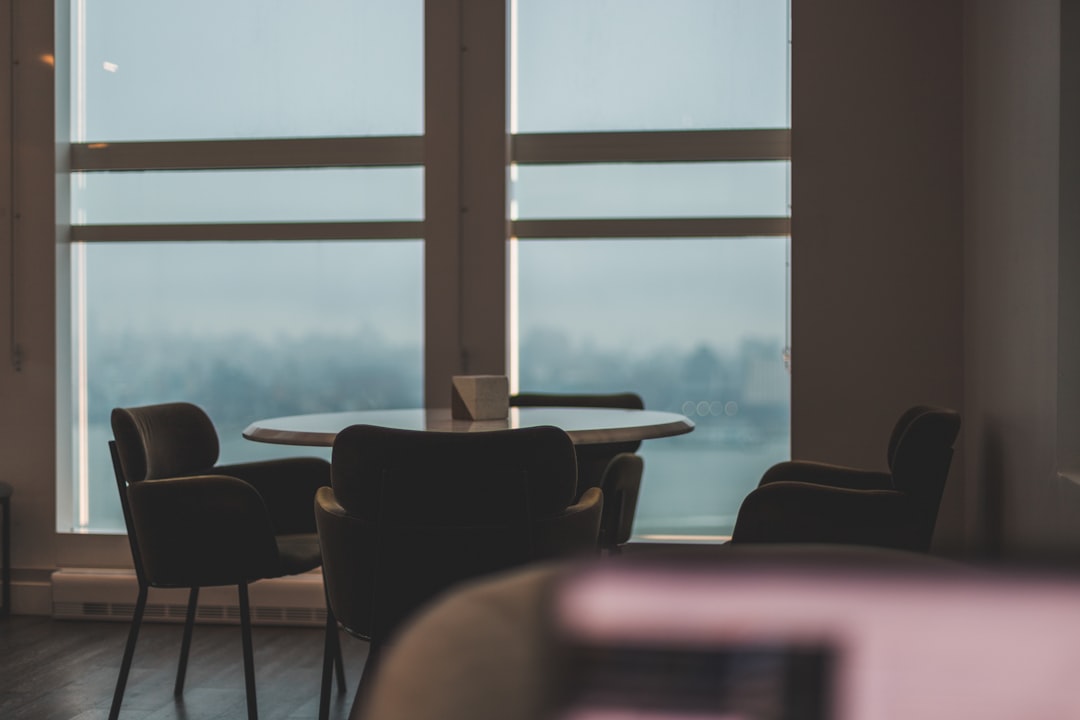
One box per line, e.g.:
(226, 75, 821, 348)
(0, 616, 367, 720)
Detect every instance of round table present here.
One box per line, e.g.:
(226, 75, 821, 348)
(243, 406, 694, 447)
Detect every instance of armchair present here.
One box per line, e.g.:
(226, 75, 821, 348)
(731, 405, 961, 552)
(108, 401, 338, 720)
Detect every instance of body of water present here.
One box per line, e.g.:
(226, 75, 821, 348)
(82, 422, 785, 540)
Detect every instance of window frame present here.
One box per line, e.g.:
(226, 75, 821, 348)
(55, 0, 791, 546)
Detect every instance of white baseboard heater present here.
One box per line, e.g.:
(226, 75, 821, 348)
(51, 568, 327, 627)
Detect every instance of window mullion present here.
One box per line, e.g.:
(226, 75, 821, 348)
(424, 0, 509, 405)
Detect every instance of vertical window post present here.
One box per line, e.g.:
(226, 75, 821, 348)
(424, 0, 509, 405)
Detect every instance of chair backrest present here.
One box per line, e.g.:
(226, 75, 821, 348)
(511, 392, 646, 491)
(319, 423, 581, 645)
(111, 402, 220, 483)
(510, 392, 645, 452)
(111, 402, 220, 585)
(886, 405, 936, 470)
(109, 402, 279, 587)
(886, 405, 962, 544)
(510, 392, 645, 411)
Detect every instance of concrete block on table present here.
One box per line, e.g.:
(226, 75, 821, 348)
(451, 375, 509, 420)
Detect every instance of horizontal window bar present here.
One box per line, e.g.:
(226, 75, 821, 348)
(512, 129, 790, 164)
(70, 217, 789, 242)
(512, 217, 790, 239)
(70, 136, 425, 172)
(69, 130, 789, 172)
(70, 221, 424, 243)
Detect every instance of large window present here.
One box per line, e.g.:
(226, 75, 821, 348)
(60, 0, 790, 541)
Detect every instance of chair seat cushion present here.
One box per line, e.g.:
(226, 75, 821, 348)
(275, 533, 323, 576)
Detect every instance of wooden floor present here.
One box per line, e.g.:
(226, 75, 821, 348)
(0, 615, 370, 720)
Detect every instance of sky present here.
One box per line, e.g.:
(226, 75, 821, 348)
(72, 0, 790, 355)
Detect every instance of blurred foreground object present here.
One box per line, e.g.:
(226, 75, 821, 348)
(360, 546, 1080, 720)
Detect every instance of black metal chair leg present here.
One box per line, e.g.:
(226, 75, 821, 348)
(318, 606, 337, 720)
(333, 620, 346, 692)
(109, 585, 149, 720)
(238, 583, 258, 720)
(174, 586, 199, 697)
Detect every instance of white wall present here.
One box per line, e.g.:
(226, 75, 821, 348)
(791, 0, 967, 552)
(0, 0, 61, 613)
(793, 0, 1078, 559)
(964, 0, 1070, 557)
(1057, 0, 1080, 543)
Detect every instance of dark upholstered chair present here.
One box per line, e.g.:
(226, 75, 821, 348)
(108, 402, 339, 720)
(511, 392, 645, 551)
(315, 423, 602, 716)
(731, 405, 961, 552)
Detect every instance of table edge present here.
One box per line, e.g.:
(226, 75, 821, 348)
(243, 409, 695, 447)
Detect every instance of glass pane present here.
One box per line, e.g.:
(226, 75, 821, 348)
(515, 238, 790, 538)
(514, 0, 789, 133)
(72, 0, 423, 142)
(72, 168, 423, 224)
(71, 241, 423, 532)
(513, 162, 789, 219)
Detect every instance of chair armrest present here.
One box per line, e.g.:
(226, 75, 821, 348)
(730, 481, 922, 551)
(533, 487, 603, 557)
(314, 486, 374, 639)
(127, 474, 281, 587)
(601, 453, 644, 547)
(759, 460, 893, 491)
(216, 457, 331, 535)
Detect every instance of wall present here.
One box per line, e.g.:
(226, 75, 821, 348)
(964, 0, 1067, 557)
(791, 1, 967, 552)
(1057, 0, 1080, 545)
(0, 0, 59, 612)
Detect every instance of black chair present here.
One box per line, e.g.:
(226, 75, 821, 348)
(108, 402, 341, 720)
(731, 405, 961, 552)
(511, 392, 645, 551)
(315, 423, 602, 716)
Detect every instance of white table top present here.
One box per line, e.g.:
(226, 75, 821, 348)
(243, 407, 694, 447)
